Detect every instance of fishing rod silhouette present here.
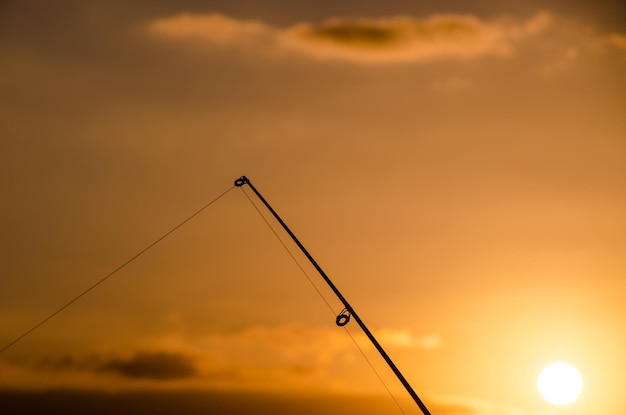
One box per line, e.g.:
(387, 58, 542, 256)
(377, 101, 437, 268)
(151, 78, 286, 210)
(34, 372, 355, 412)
(1, 175, 430, 415)
(235, 176, 431, 415)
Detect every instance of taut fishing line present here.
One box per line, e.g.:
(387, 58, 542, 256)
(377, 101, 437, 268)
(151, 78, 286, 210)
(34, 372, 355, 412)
(238, 186, 408, 415)
(0, 185, 235, 354)
(3, 175, 429, 415)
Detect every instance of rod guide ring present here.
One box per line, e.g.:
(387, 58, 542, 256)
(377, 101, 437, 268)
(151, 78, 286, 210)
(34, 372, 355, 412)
(234, 176, 249, 187)
(336, 309, 351, 327)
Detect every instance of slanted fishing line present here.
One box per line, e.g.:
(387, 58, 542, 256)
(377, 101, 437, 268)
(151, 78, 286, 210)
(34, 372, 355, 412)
(238, 186, 408, 415)
(0, 184, 235, 354)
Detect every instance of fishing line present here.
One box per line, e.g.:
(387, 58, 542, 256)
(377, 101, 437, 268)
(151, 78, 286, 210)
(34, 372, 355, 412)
(0, 184, 235, 354)
(239, 186, 337, 315)
(238, 186, 408, 415)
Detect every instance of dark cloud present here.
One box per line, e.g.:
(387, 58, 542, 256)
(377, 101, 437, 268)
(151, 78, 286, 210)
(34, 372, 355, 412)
(304, 20, 400, 46)
(18, 351, 199, 381)
(148, 12, 553, 63)
(33, 355, 82, 371)
(24, 354, 101, 373)
(98, 352, 198, 380)
(301, 16, 484, 47)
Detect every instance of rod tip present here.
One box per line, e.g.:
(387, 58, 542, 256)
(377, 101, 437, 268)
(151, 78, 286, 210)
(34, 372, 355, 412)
(234, 176, 249, 187)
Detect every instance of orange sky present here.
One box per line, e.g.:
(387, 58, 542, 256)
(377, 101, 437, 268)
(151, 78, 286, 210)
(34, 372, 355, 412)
(1, 1, 625, 414)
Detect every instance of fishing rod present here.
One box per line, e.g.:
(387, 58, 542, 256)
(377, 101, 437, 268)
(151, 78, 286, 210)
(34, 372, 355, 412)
(235, 176, 431, 415)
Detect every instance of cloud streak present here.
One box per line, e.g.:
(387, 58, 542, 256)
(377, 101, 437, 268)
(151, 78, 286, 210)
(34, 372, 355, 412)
(147, 12, 552, 63)
(11, 351, 200, 382)
(1, 324, 440, 393)
(98, 352, 198, 380)
(609, 33, 626, 52)
(430, 395, 532, 415)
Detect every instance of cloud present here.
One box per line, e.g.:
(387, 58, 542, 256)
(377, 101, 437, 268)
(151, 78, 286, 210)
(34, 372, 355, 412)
(608, 33, 626, 52)
(191, 325, 441, 364)
(147, 324, 442, 392)
(97, 352, 198, 380)
(148, 13, 273, 46)
(375, 329, 442, 349)
(282, 13, 551, 63)
(1, 324, 439, 393)
(2, 350, 199, 387)
(0, 332, 532, 415)
(430, 395, 531, 415)
(147, 12, 553, 63)
(31, 355, 87, 372)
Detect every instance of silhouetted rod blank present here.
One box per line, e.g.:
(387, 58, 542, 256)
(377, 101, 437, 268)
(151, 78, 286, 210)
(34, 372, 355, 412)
(234, 175, 431, 415)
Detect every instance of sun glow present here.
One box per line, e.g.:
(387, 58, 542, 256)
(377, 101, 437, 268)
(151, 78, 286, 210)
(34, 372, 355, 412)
(537, 362, 583, 405)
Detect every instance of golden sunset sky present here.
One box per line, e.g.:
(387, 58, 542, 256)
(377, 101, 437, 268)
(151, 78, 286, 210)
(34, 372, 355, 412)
(1, 1, 625, 414)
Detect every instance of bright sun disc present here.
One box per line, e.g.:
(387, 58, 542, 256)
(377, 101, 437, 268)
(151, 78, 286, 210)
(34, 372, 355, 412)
(537, 362, 583, 405)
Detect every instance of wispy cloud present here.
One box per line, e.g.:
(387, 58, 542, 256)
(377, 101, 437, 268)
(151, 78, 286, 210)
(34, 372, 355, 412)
(98, 352, 198, 380)
(430, 395, 532, 415)
(608, 33, 626, 52)
(148, 13, 273, 46)
(1, 324, 440, 392)
(147, 12, 552, 63)
(376, 329, 443, 349)
(5, 351, 200, 384)
(153, 324, 442, 391)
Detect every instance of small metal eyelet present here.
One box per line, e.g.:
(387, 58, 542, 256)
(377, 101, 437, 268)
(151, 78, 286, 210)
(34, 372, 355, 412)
(336, 309, 351, 326)
(234, 176, 249, 187)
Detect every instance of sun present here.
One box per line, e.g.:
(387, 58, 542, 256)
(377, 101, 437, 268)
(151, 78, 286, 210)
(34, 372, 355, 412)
(537, 362, 583, 405)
